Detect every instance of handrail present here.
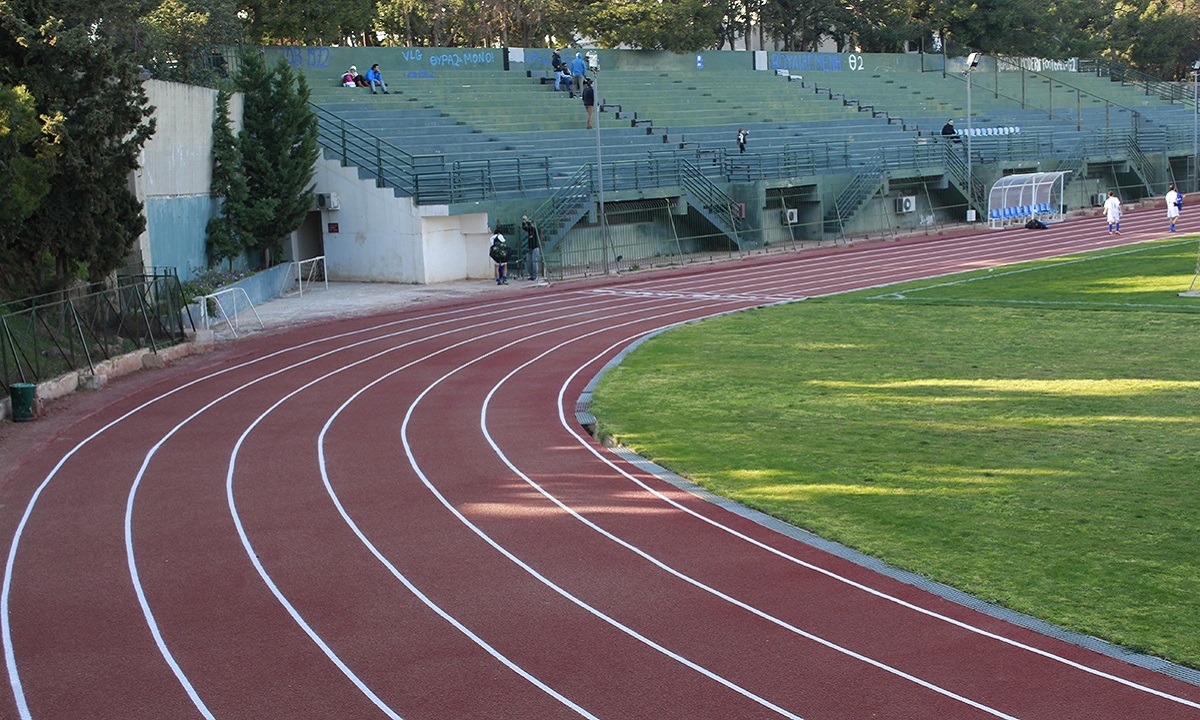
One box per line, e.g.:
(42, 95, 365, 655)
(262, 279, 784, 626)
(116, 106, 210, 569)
(193, 287, 264, 338)
(941, 144, 987, 211)
(1079, 58, 1192, 103)
(531, 164, 594, 256)
(293, 256, 328, 297)
(678, 159, 745, 246)
(1123, 135, 1158, 194)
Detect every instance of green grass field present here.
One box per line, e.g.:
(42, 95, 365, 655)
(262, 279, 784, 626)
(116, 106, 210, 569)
(591, 238, 1200, 667)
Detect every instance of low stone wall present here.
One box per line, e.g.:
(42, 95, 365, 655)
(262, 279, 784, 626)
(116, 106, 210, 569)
(1, 341, 202, 422)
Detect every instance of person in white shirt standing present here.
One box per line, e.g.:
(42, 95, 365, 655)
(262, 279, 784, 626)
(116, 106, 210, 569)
(1166, 183, 1183, 233)
(1103, 191, 1122, 235)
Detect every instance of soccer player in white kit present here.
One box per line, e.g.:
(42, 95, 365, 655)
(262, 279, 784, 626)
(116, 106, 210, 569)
(1166, 183, 1182, 232)
(1103, 191, 1122, 234)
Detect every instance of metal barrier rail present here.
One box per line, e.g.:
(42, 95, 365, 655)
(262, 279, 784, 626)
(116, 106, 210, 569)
(1, 274, 190, 394)
(293, 256, 328, 297)
(193, 287, 264, 338)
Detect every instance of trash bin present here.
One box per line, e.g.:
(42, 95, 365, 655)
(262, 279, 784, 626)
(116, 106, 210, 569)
(8, 382, 36, 422)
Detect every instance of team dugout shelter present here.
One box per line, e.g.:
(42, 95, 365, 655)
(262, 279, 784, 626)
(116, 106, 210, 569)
(988, 171, 1068, 229)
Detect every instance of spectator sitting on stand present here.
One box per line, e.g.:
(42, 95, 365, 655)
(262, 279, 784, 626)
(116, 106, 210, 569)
(941, 118, 961, 143)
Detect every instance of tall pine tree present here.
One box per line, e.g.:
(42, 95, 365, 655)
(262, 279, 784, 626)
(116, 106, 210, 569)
(205, 87, 252, 270)
(235, 52, 318, 267)
(0, 0, 155, 295)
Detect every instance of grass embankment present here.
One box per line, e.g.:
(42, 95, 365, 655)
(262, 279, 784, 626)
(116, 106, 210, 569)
(591, 238, 1200, 667)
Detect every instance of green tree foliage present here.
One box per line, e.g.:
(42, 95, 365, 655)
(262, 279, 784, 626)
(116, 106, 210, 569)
(0, 0, 155, 297)
(1106, 0, 1200, 78)
(204, 87, 251, 269)
(581, 0, 724, 50)
(0, 84, 59, 228)
(243, 0, 374, 44)
(235, 51, 318, 266)
(140, 0, 243, 86)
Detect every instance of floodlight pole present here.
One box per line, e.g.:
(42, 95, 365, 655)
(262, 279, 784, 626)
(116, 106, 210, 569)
(1192, 61, 1198, 193)
(965, 60, 976, 221)
(592, 63, 612, 274)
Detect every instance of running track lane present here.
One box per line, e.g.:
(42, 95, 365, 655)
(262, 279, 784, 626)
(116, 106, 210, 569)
(2, 210, 1199, 719)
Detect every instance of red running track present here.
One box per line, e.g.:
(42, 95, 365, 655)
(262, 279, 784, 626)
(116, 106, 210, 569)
(2, 210, 1200, 719)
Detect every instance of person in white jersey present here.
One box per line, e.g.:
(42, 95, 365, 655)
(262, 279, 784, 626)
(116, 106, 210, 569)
(1103, 191, 1122, 235)
(1165, 183, 1183, 233)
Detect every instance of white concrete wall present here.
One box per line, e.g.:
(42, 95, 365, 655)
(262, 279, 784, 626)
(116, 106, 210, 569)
(140, 80, 243, 196)
(130, 80, 245, 276)
(419, 206, 495, 282)
(314, 152, 493, 283)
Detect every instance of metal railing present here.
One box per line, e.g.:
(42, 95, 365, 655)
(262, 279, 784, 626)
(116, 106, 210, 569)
(1, 272, 192, 394)
(293, 256, 328, 297)
(193, 287, 264, 338)
(942, 144, 988, 213)
(531, 164, 594, 255)
(678, 159, 746, 246)
(312, 103, 556, 205)
(1079, 58, 1193, 103)
(828, 151, 886, 234)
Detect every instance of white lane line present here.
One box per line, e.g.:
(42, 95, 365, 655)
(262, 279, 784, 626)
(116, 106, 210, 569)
(221, 295, 677, 719)
(553, 344, 1200, 712)
(396, 301, 808, 720)
(305, 297, 729, 719)
(118, 294, 627, 718)
(3, 292, 575, 719)
(478, 328, 1021, 720)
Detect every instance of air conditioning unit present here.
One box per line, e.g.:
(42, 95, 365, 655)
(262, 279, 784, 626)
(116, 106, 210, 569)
(782, 208, 799, 224)
(1093, 193, 1108, 207)
(316, 192, 340, 211)
(896, 195, 917, 213)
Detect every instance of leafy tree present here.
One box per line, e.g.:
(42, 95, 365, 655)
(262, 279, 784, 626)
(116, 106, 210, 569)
(581, 0, 724, 50)
(1106, 0, 1200, 77)
(140, 0, 244, 86)
(0, 0, 155, 296)
(0, 84, 59, 228)
(243, 0, 374, 44)
(0, 83, 62, 297)
(235, 51, 318, 266)
(205, 87, 251, 269)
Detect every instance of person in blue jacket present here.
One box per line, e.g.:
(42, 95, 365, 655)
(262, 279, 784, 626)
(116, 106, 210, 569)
(365, 64, 389, 94)
(569, 53, 587, 92)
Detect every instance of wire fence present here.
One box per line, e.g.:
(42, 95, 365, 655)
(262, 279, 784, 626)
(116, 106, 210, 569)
(1, 270, 192, 395)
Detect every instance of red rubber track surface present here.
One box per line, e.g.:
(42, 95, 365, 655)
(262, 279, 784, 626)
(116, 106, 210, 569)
(3, 212, 1199, 720)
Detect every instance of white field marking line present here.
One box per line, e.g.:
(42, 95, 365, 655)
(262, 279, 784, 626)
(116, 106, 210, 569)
(657, 230, 1162, 301)
(481, 332, 1022, 719)
(555, 348, 1200, 712)
(614, 219, 1140, 297)
(867, 239, 1199, 300)
(118, 294, 631, 717)
(299, 298, 723, 719)
(623, 234, 1125, 305)
(629, 214, 1185, 299)
(876, 297, 1199, 311)
(397, 303, 808, 720)
(3, 293, 581, 720)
